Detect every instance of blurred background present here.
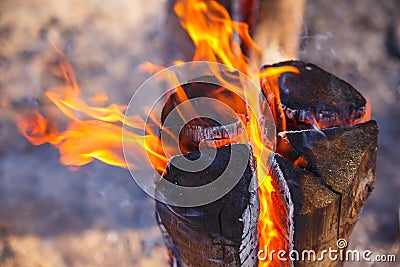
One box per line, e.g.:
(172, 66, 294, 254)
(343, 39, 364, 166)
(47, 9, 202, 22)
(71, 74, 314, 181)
(0, 0, 399, 266)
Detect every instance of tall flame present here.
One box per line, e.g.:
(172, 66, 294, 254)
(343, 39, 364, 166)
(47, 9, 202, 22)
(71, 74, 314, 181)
(174, 0, 259, 75)
(14, 0, 289, 266)
(162, 3, 290, 263)
(15, 0, 372, 266)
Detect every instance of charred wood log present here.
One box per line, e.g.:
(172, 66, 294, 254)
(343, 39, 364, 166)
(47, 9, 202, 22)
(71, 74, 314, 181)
(156, 80, 259, 266)
(261, 60, 367, 132)
(269, 121, 378, 266)
(260, 61, 378, 266)
(155, 144, 259, 266)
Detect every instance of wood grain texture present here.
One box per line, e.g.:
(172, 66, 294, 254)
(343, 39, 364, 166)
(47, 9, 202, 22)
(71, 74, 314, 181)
(156, 144, 259, 266)
(269, 121, 378, 266)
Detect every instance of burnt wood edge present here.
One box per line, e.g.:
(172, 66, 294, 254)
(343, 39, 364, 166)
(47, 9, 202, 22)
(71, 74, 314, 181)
(269, 153, 340, 267)
(260, 60, 367, 131)
(267, 153, 295, 267)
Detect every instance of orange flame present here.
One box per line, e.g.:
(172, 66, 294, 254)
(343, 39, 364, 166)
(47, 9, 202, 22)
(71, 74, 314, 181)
(172, 1, 291, 266)
(360, 97, 372, 123)
(14, 1, 288, 266)
(15, 1, 372, 266)
(174, 0, 259, 75)
(16, 110, 60, 146)
(16, 51, 168, 171)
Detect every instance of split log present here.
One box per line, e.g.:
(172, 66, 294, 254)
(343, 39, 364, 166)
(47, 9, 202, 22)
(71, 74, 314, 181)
(269, 120, 378, 266)
(156, 144, 259, 266)
(268, 152, 340, 266)
(260, 61, 379, 266)
(282, 121, 378, 240)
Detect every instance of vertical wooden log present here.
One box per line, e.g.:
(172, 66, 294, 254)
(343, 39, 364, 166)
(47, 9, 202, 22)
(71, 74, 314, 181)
(155, 144, 260, 266)
(269, 121, 378, 266)
(268, 152, 340, 266)
(283, 121, 378, 241)
(155, 80, 259, 266)
(260, 61, 378, 266)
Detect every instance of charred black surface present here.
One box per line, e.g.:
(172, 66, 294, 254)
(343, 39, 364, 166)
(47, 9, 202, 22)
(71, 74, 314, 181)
(261, 60, 367, 130)
(155, 144, 259, 267)
(160, 78, 247, 154)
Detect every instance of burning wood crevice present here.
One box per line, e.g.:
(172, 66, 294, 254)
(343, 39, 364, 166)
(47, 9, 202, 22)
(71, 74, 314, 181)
(159, 80, 249, 154)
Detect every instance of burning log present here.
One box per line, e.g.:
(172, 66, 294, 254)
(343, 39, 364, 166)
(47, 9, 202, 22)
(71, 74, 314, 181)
(261, 61, 367, 132)
(155, 81, 260, 266)
(268, 120, 377, 266)
(280, 120, 378, 235)
(12, 0, 379, 265)
(260, 61, 378, 266)
(156, 0, 377, 265)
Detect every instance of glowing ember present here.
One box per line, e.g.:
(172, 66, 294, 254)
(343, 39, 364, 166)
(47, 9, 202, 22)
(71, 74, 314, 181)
(361, 98, 372, 123)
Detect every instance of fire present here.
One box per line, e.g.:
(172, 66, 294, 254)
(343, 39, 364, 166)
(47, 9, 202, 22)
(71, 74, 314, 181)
(15, 0, 288, 265)
(361, 98, 372, 123)
(14, 0, 372, 266)
(157, 1, 303, 265)
(259, 65, 300, 133)
(16, 50, 168, 171)
(167, 2, 289, 263)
